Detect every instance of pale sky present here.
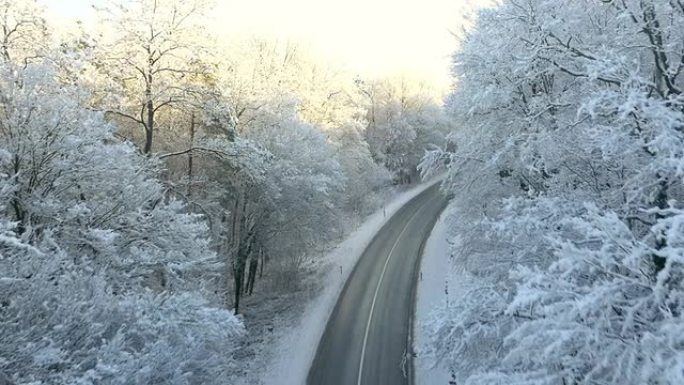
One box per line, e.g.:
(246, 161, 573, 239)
(41, 0, 490, 90)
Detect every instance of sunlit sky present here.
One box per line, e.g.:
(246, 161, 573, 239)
(41, 0, 491, 91)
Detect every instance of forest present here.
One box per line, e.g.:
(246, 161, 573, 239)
(3, 0, 684, 384)
(421, 0, 684, 384)
(0, 0, 450, 383)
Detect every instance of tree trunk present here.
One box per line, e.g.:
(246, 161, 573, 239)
(187, 113, 195, 197)
(259, 248, 265, 278)
(10, 155, 26, 234)
(233, 237, 255, 314)
(143, 72, 154, 154)
(246, 256, 258, 295)
(653, 176, 668, 273)
(233, 261, 244, 315)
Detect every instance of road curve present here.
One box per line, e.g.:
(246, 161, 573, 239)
(308, 183, 447, 385)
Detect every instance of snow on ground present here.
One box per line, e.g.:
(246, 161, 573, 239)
(414, 205, 456, 385)
(263, 178, 442, 385)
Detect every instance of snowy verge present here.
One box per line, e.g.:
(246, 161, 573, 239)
(414, 205, 456, 385)
(264, 178, 442, 385)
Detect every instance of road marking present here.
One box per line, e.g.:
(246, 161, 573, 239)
(357, 202, 426, 385)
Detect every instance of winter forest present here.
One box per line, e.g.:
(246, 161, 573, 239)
(422, 0, 684, 384)
(1, 0, 683, 384)
(0, 0, 451, 383)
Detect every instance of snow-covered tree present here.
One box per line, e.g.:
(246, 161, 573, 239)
(423, 0, 684, 384)
(0, 0, 47, 64)
(0, 58, 244, 384)
(94, 0, 215, 154)
(213, 104, 346, 312)
(362, 76, 450, 183)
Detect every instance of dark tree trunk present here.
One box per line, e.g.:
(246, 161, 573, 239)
(143, 72, 154, 154)
(11, 155, 26, 234)
(233, 221, 255, 315)
(233, 262, 244, 315)
(653, 176, 669, 273)
(246, 257, 258, 295)
(259, 248, 265, 278)
(187, 113, 195, 197)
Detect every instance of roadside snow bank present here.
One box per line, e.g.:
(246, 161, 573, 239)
(414, 205, 456, 385)
(265, 179, 441, 385)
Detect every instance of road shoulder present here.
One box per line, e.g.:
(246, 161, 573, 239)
(414, 207, 454, 385)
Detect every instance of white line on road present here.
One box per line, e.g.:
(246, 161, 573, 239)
(356, 202, 426, 385)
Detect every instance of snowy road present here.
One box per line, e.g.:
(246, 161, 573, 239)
(307, 184, 447, 385)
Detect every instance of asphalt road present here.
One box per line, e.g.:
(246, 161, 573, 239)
(308, 183, 448, 385)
